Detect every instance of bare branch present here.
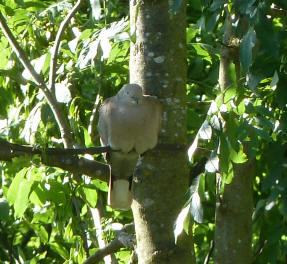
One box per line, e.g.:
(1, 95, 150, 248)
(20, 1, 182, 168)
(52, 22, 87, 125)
(83, 224, 135, 264)
(0, 139, 110, 182)
(0, 138, 111, 156)
(49, 0, 83, 94)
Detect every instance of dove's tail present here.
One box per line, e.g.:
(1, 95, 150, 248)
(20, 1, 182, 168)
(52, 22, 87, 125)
(108, 176, 132, 210)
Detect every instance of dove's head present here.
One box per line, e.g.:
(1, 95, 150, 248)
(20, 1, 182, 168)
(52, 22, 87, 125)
(117, 84, 143, 105)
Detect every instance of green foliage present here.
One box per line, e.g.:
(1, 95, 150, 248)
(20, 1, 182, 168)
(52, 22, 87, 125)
(185, 0, 287, 263)
(0, 0, 131, 263)
(0, 0, 286, 263)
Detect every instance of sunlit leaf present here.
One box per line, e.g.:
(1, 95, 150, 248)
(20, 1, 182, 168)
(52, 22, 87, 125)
(188, 134, 199, 161)
(210, 115, 220, 130)
(270, 71, 279, 91)
(229, 145, 247, 164)
(174, 204, 190, 244)
(199, 120, 212, 140)
(55, 81, 72, 103)
(190, 192, 203, 223)
(205, 153, 219, 173)
(7, 168, 32, 218)
(90, 0, 101, 20)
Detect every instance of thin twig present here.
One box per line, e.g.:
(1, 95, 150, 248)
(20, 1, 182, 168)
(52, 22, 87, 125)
(204, 240, 214, 264)
(49, 0, 83, 94)
(89, 93, 102, 144)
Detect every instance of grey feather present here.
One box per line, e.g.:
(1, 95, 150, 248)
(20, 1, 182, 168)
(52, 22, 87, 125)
(98, 84, 162, 210)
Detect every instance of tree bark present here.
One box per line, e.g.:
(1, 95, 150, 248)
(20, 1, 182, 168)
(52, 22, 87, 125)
(214, 12, 253, 264)
(214, 161, 253, 264)
(129, 1, 195, 263)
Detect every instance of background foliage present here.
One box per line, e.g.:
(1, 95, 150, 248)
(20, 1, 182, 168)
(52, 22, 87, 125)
(0, 0, 286, 263)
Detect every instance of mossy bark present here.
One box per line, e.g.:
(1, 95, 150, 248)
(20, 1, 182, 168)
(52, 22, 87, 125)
(129, 0, 195, 263)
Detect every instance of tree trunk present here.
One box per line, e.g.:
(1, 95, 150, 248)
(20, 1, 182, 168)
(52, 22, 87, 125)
(214, 161, 254, 264)
(214, 13, 253, 264)
(129, 1, 195, 263)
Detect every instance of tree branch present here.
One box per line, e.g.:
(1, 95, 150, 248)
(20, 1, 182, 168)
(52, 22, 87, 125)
(0, 11, 74, 147)
(83, 224, 135, 264)
(0, 11, 45, 89)
(0, 138, 111, 156)
(49, 0, 83, 94)
(0, 138, 110, 182)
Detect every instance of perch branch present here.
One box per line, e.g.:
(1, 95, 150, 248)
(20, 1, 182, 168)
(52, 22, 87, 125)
(49, 0, 83, 94)
(0, 138, 110, 182)
(0, 138, 111, 156)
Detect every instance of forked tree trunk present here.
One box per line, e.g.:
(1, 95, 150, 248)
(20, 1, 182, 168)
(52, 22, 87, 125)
(129, 0, 195, 263)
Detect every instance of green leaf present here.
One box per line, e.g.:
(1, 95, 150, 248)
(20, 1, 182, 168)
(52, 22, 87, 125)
(270, 71, 279, 90)
(191, 192, 203, 223)
(191, 43, 212, 62)
(224, 162, 234, 185)
(206, 10, 220, 32)
(174, 204, 191, 244)
(219, 134, 230, 173)
(7, 168, 28, 204)
(7, 168, 32, 218)
(38, 225, 49, 243)
(279, 196, 287, 218)
(229, 145, 247, 164)
(209, 0, 225, 11)
(234, 0, 256, 14)
(205, 153, 219, 173)
(80, 185, 98, 208)
(92, 179, 108, 192)
(0, 198, 9, 221)
(240, 29, 256, 72)
(183, 210, 191, 235)
(83, 127, 92, 147)
(49, 182, 67, 205)
(255, 12, 279, 58)
(49, 242, 69, 260)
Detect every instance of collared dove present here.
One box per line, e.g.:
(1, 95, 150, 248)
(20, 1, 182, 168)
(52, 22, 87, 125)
(98, 83, 162, 210)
